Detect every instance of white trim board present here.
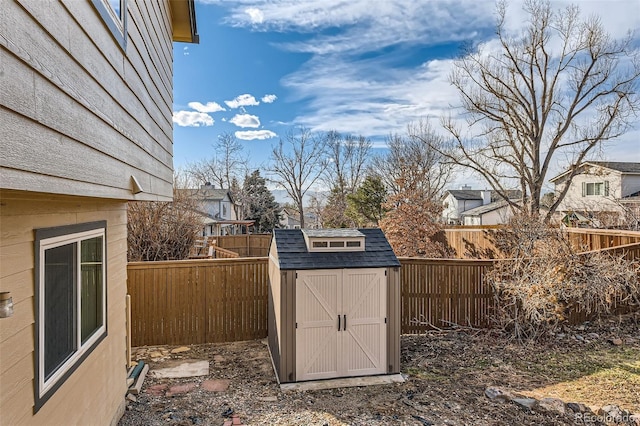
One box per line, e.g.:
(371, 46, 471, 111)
(280, 374, 405, 391)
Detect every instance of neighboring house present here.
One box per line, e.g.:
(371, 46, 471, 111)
(279, 207, 321, 229)
(442, 186, 522, 225)
(0, 1, 197, 424)
(180, 184, 253, 235)
(550, 162, 640, 226)
(280, 207, 302, 229)
(460, 199, 514, 226)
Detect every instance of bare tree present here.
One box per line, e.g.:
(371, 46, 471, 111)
(188, 132, 248, 190)
(430, 0, 640, 221)
(373, 121, 453, 199)
(127, 174, 203, 261)
(322, 131, 371, 227)
(268, 127, 328, 228)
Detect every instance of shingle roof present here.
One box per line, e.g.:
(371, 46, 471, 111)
(446, 189, 522, 201)
(461, 199, 511, 216)
(272, 228, 400, 270)
(177, 187, 232, 202)
(587, 162, 640, 174)
(447, 190, 483, 200)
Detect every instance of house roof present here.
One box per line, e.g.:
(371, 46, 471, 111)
(445, 189, 522, 202)
(461, 199, 511, 217)
(272, 228, 400, 270)
(549, 161, 640, 182)
(446, 190, 483, 200)
(178, 187, 233, 202)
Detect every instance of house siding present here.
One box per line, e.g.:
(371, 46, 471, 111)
(0, 0, 174, 201)
(555, 168, 624, 213)
(0, 190, 127, 425)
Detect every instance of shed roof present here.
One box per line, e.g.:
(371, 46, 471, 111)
(272, 228, 400, 270)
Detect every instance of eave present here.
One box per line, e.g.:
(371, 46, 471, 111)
(170, 0, 199, 44)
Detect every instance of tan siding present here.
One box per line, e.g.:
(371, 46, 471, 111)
(0, 190, 128, 425)
(386, 267, 401, 374)
(1, 0, 175, 200)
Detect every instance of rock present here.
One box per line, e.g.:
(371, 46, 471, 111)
(610, 338, 623, 346)
(258, 396, 278, 402)
(513, 398, 538, 410)
(587, 333, 599, 340)
(151, 360, 209, 379)
(630, 413, 640, 425)
(555, 333, 566, 339)
(575, 334, 584, 341)
(171, 346, 191, 354)
(576, 325, 586, 331)
(214, 355, 226, 363)
(485, 387, 505, 400)
(567, 402, 591, 414)
(126, 393, 137, 403)
(538, 397, 565, 414)
(149, 351, 164, 358)
(598, 404, 627, 421)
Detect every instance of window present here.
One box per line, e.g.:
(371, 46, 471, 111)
(92, 0, 128, 50)
(329, 241, 345, 248)
(346, 241, 361, 248)
(582, 181, 609, 197)
(34, 222, 107, 411)
(312, 241, 328, 248)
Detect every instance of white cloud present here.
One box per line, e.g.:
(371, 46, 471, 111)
(215, 0, 639, 163)
(172, 111, 214, 127)
(235, 130, 277, 140)
(261, 94, 277, 103)
(224, 94, 260, 109)
(230, 113, 261, 128)
(245, 7, 264, 24)
(188, 101, 226, 113)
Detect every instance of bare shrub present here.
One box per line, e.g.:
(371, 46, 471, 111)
(127, 189, 203, 261)
(486, 214, 639, 340)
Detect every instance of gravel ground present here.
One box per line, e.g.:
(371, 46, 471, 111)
(119, 313, 639, 426)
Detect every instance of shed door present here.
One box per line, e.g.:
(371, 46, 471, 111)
(296, 268, 386, 381)
(342, 268, 387, 377)
(296, 270, 340, 381)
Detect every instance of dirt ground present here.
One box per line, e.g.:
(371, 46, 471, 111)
(119, 313, 639, 426)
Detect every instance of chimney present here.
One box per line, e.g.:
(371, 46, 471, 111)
(460, 185, 472, 190)
(480, 190, 491, 205)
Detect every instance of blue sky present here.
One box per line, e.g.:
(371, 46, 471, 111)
(172, 0, 640, 189)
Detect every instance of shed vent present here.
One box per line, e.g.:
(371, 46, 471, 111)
(302, 229, 365, 252)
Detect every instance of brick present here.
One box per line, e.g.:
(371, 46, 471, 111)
(145, 384, 168, 396)
(202, 379, 230, 392)
(166, 382, 197, 396)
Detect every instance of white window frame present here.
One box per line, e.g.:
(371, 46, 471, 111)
(34, 222, 107, 411)
(92, 0, 128, 50)
(307, 238, 365, 252)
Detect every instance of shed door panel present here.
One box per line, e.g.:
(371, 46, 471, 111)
(342, 268, 387, 376)
(296, 270, 340, 381)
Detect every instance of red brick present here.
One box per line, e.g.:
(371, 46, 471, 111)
(145, 384, 168, 396)
(202, 379, 230, 392)
(232, 416, 241, 425)
(223, 421, 232, 426)
(166, 382, 197, 396)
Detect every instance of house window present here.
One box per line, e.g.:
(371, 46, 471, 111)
(582, 181, 609, 197)
(92, 0, 128, 50)
(223, 204, 227, 218)
(34, 222, 107, 411)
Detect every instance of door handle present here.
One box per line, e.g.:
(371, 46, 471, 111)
(338, 315, 341, 331)
(343, 314, 346, 331)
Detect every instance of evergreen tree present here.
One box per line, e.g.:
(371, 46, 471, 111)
(243, 170, 282, 233)
(346, 175, 388, 227)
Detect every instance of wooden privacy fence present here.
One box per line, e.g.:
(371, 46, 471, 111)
(400, 258, 495, 333)
(215, 234, 271, 257)
(127, 258, 268, 346)
(127, 257, 499, 346)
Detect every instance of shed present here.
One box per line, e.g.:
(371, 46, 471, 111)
(268, 228, 401, 384)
